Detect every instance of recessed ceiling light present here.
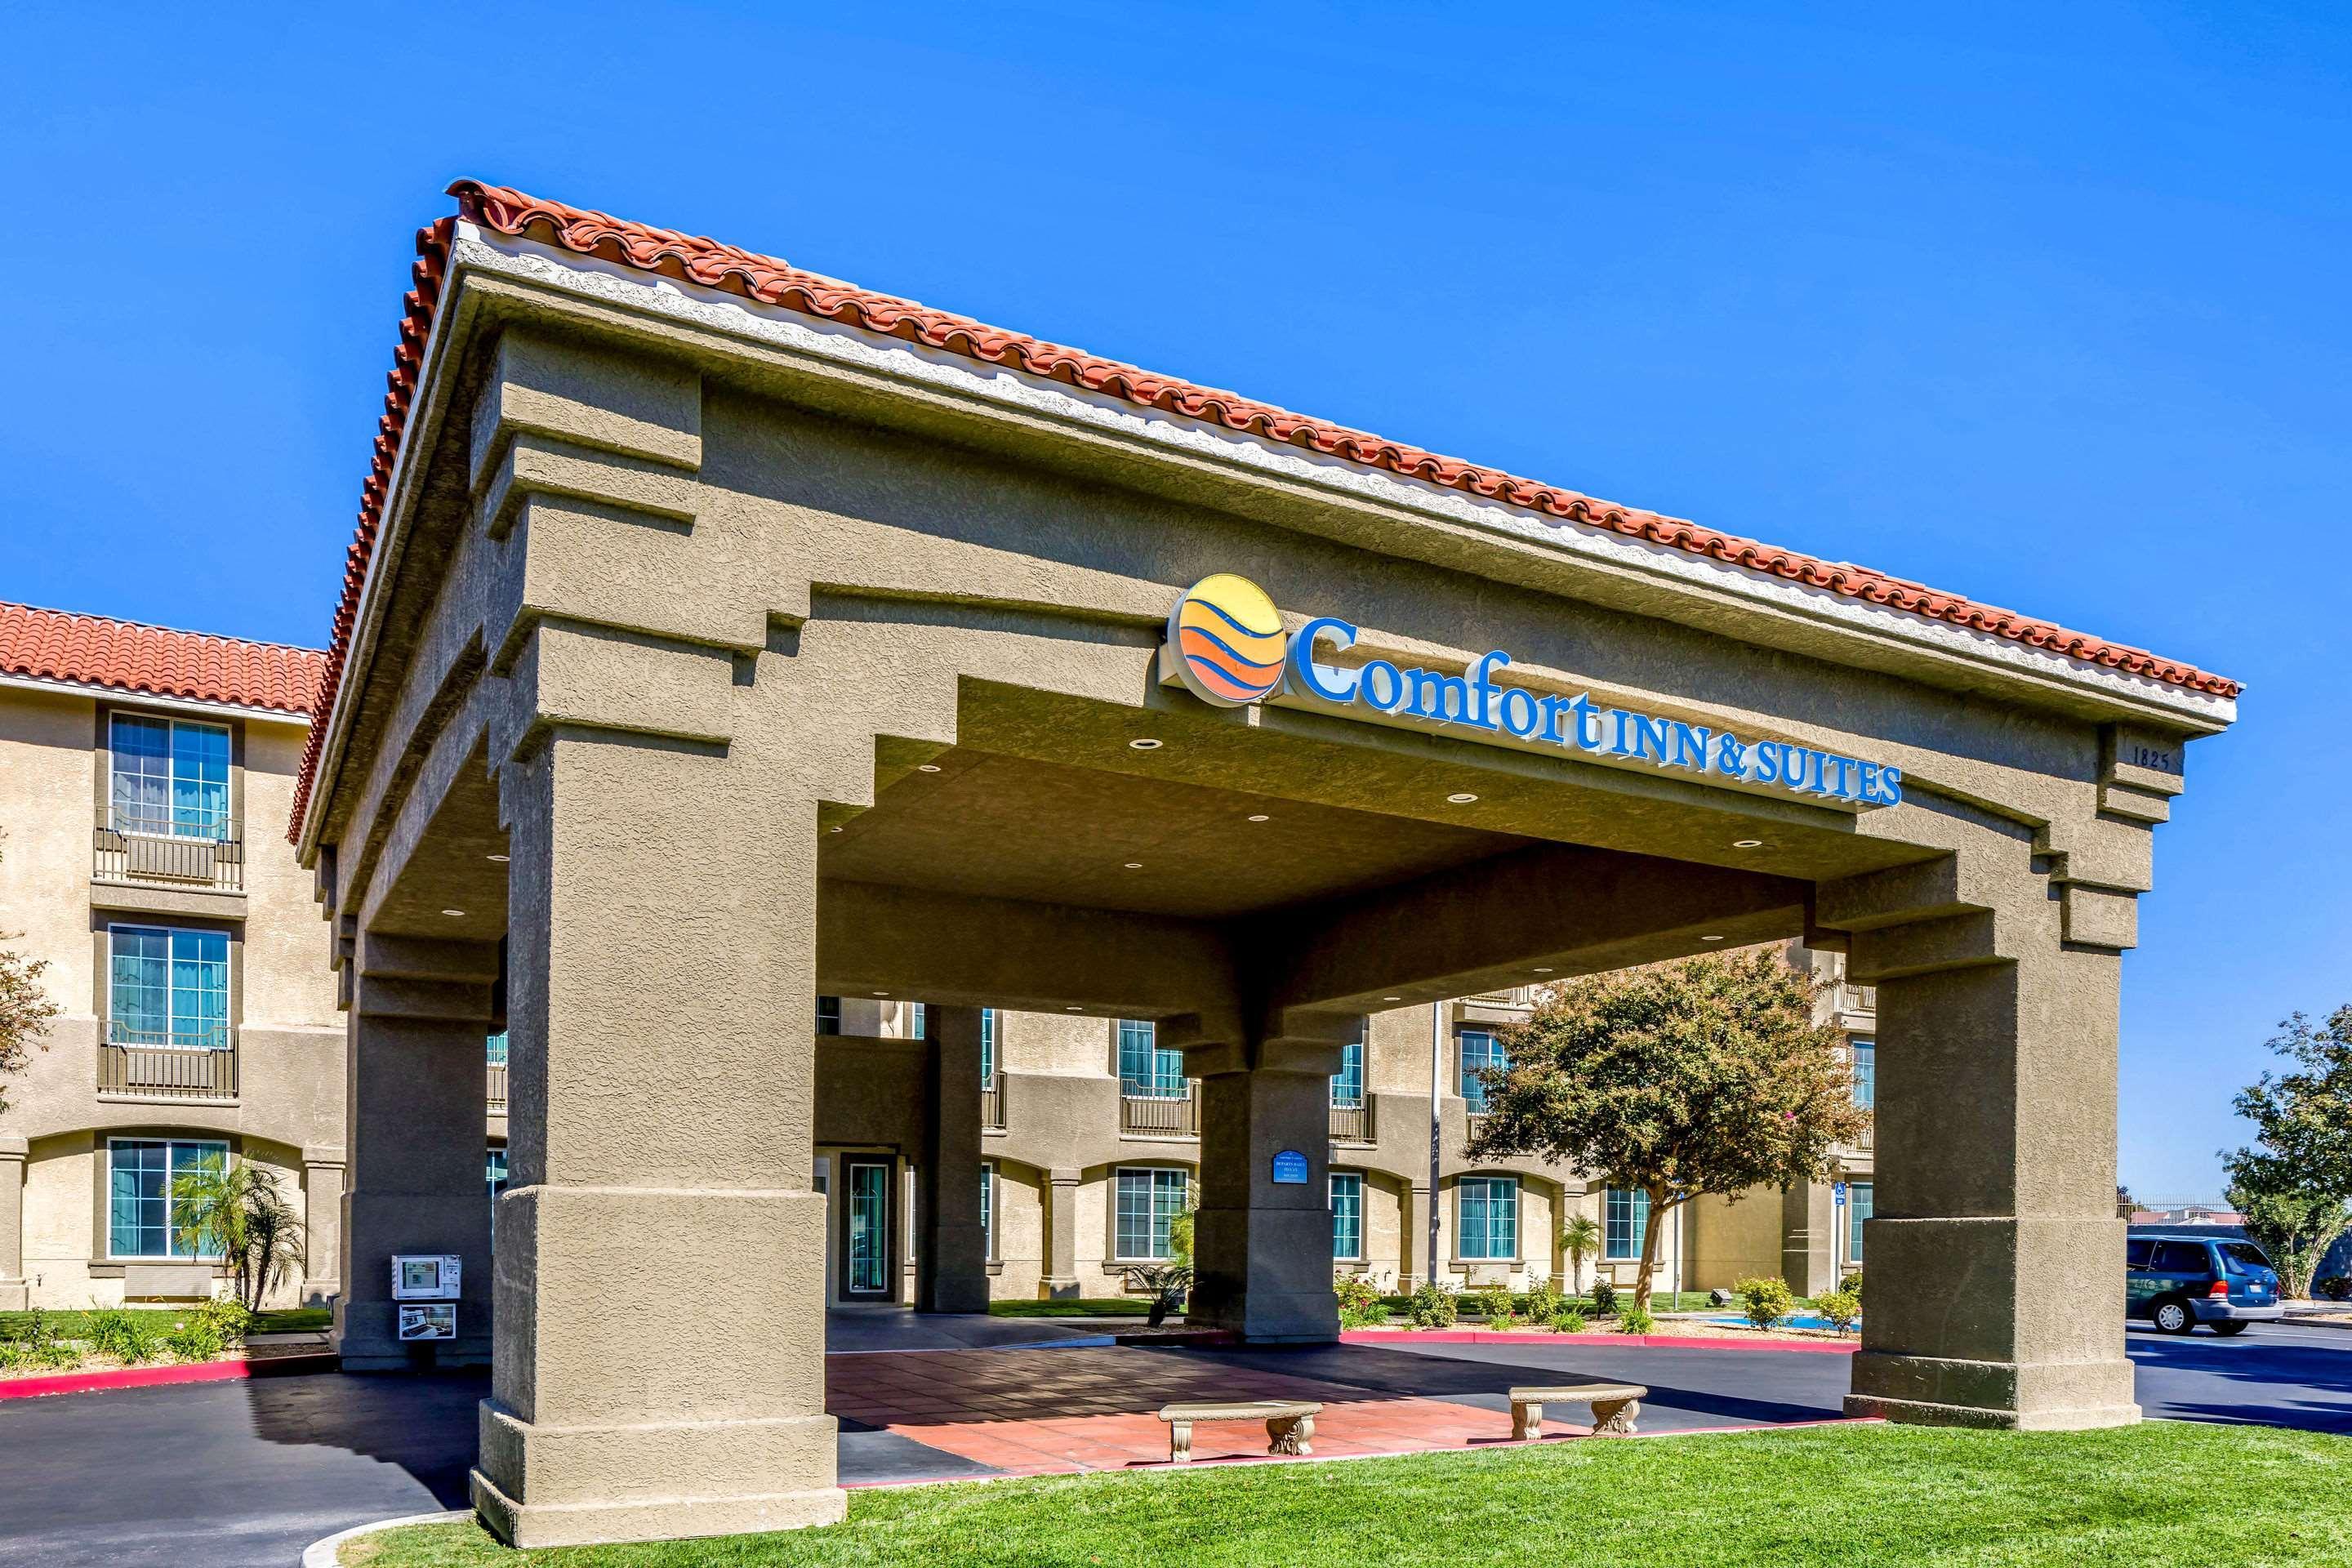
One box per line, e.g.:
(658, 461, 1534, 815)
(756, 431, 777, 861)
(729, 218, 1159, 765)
(1129, 738, 1163, 751)
(916, 764, 942, 773)
(1533, 967, 1553, 973)
(441, 908, 466, 917)
(872, 990, 890, 996)
(1700, 935, 1724, 942)
(1246, 814, 1271, 823)
(1066, 1005, 1084, 1013)
(1123, 862, 1143, 870)
(1732, 840, 1764, 849)
(487, 853, 509, 863)
(1446, 792, 1479, 804)
(829, 825, 844, 833)
(1382, 996, 1403, 1003)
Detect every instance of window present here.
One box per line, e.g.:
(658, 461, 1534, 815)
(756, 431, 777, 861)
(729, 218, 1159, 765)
(846, 1160, 890, 1294)
(908, 1002, 926, 1040)
(980, 1009, 997, 1085)
(1459, 1031, 1507, 1112)
(108, 1138, 225, 1258)
(2219, 1242, 2272, 1276)
(1605, 1187, 1650, 1261)
(485, 1031, 509, 1067)
(1459, 1176, 1518, 1260)
(815, 996, 841, 1036)
(1114, 1167, 1188, 1260)
(1850, 1036, 1875, 1110)
(2152, 1241, 2211, 1276)
(1118, 1020, 1186, 1098)
(1330, 1041, 1365, 1107)
(109, 714, 230, 840)
(980, 1162, 996, 1260)
(109, 925, 229, 1049)
(487, 1146, 509, 1244)
(2125, 1238, 2154, 1268)
(1330, 1172, 1363, 1260)
(1846, 1183, 1873, 1262)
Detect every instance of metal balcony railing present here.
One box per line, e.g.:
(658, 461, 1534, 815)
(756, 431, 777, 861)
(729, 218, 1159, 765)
(93, 812, 244, 893)
(98, 1022, 238, 1100)
(488, 1062, 509, 1113)
(1328, 1098, 1373, 1143)
(1120, 1085, 1198, 1138)
(981, 1076, 1005, 1130)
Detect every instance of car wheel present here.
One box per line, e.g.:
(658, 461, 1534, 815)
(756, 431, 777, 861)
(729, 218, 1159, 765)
(2151, 1298, 2194, 1334)
(2210, 1320, 2250, 1337)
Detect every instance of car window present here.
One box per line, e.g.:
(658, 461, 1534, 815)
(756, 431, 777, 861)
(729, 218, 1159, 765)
(2152, 1241, 2211, 1274)
(2218, 1242, 2271, 1275)
(2125, 1240, 2154, 1267)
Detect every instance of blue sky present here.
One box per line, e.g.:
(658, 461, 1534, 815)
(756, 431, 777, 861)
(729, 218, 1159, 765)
(2, 3, 2343, 1196)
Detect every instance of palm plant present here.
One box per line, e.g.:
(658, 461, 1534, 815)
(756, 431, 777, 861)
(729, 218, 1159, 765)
(170, 1159, 305, 1311)
(1561, 1214, 1602, 1294)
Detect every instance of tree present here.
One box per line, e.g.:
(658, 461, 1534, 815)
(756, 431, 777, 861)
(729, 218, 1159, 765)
(0, 833, 61, 1117)
(1560, 1213, 1601, 1294)
(2221, 1004, 2352, 1298)
(170, 1158, 306, 1311)
(1468, 949, 1869, 1312)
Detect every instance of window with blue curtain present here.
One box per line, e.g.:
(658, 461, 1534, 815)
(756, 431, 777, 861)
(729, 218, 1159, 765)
(980, 1009, 997, 1084)
(485, 1031, 509, 1067)
(1605, 1187, 1650, 1260)
(1847, 1182, 1873, 1261)
(109, 925, 229, 1049)
(109, 1138, 225, 1258)
(1459, 1031, 1508, 1112)
(1118, 1020, 1186, 1097)
(981, 1162, 995, 1259)
(1850, 1036, 1875, 1109)
(1330, 1171, 1363, 1259)
(1459, 1175, 1518, 1260)
(110, 715, 230, 840)
(1115, 1167, 1188, 1258)
(909, 1002, 926, 1040)
(1330, 1040, 1365, 1107)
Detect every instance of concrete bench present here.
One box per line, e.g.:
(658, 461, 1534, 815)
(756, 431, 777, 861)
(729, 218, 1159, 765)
(1508, 1382, 1646, 1440)
(1156, 1399, 1321, 1462)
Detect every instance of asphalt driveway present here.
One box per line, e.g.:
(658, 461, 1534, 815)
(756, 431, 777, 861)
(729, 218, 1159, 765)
(2, 1320, 2345, 1568)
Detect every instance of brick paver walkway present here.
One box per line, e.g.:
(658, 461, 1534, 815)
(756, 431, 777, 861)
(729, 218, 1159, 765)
(825, 1345, 1595, 1476)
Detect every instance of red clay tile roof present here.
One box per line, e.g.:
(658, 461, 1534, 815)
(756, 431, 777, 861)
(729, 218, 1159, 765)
(1, 600, 323, 717)
(292, 179, 2241, 841)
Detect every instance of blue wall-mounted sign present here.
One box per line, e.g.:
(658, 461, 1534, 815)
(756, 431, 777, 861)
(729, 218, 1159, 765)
(1271, 1150, 1310, 1185)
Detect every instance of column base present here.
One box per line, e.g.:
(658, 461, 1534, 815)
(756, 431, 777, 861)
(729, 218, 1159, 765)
(337, 1300, 492, 1371)
(918, 1274, 993, 1314)
(1191, 1205, 1341, 1343)
(1040, 1277, 1080, 1301)
(0, 1280, 26, 1312)
(471, 1466, 846, 1550)
(1845, 1392, 2141, 1431)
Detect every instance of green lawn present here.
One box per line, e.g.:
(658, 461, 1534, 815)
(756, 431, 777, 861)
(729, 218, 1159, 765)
(0, 1306, 329, 1337)
(345, 1422, 2352, 1567)
(986, 1298, 1153, 1318)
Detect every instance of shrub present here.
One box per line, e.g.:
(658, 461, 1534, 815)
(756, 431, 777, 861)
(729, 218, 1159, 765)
(1334, 1274, 1386, 1330)
(1407, 1280, 1458, 1329)
(1734, 1276, 1796, 1331)
(1617, 1304, 1655, 1334)
(1522, 1279, 1561, 1324)
(84, 1306, 166, 1365)
(2315, 1276, 2350, 1303)
(1467, 1282, 1517, 1327)
(7, 1312, 82, 1371)
(165, 1316, 225, 1363)
(1816, 1288, 1861, 1335)
(1842, 1269, 1864, 1298)
(198, 1295, 255, 1347)
(1589, 1278, 1618, 1316)
(1548, 1305, 1588, 1334)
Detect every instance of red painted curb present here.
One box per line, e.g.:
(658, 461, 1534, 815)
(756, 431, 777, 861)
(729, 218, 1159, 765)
(0, 1352, 338, 1400)
(1340, 1329, 1858, 1355)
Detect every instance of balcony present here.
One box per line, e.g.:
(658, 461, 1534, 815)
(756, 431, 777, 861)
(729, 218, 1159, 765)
(488, 1061, 509, 1113)
(93, 813, 243, 894)
(98, 1022, 238, 1101)
(1120, 1085, 1198, 1138)
(1838, 982, 1878, 1014)
(1328, 1098, 1374, 1144)
(981, 1076, 1005, 1130)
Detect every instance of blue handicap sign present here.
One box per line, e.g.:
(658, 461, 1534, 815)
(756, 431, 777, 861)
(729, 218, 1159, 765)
(1833, 1182, 1848, 1200)
(1271, 1150, 1310, 1185)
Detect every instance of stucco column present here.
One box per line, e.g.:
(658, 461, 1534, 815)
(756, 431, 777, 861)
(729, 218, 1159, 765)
(1844, 942, 2138, 1429)
(1781, 1181, 1836, 1297)
(1189, 1031, 1346, 1343)
(0, 1136, 27, 1311)
(337, 939, 498, 1370)
(1043, 1168, 1081, 1298)
(472, 732, 841, 1548)
(917, 1006, 989, 1313)
(301, 1146, 346, 1308)
(1397, 1183, 1430, 1293)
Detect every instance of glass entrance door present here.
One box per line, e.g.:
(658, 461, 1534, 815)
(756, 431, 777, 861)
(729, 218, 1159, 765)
(845, 1160, 890, 1297)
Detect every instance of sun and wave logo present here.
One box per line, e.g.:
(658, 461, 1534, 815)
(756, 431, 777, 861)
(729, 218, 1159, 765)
(1167, 574, 1288, 707)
